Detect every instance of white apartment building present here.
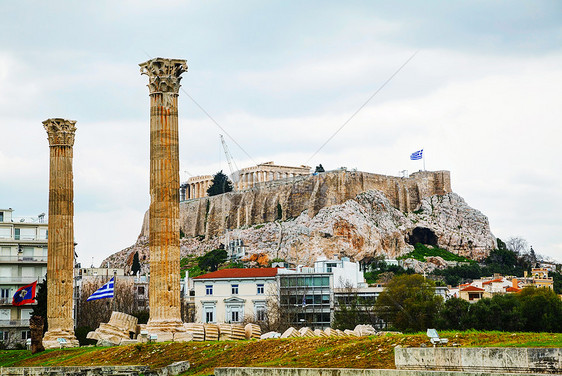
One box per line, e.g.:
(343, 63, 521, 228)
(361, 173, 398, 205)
(192, 268, 279, 324)
(314, 256, 367, 288)
(0, 208, 48, 348)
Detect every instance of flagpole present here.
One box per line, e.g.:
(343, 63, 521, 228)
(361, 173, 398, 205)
(423, 149, 426, 171)
(112, 271, 117, 312)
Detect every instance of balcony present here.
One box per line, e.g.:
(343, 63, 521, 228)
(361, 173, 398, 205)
(0, 238, 48, 245)
(0, 276, 44, 285)
(0, 319, 30, 328)
(0, 256, 48, 263)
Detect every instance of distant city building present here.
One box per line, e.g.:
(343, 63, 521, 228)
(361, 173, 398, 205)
(453, 269, 555, 303)
(314, 256, 367, 288)
(277, 268, 333, 329)
(0, 208, 48, 348)
(180, 161, 311, 200)
(192, 268, 278, 324)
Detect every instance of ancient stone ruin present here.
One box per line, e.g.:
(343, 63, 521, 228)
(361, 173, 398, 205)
(139, 57, 189, 340)
(87, 311, 138, 346)
(42, 118, 79, 349)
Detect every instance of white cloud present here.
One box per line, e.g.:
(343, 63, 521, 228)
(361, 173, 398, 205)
(1, 2, 561, 265)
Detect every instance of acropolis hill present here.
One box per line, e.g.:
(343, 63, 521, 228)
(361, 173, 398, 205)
(103, 168, 496, 271)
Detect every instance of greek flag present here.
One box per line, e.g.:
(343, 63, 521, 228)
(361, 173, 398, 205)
(87, 277, 114, 301)
(410, 149, 423, 160)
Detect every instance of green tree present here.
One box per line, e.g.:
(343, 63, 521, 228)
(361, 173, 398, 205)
(374, 274, 442, 332)
(436, 297, 470, 330)
(518, 287, 562, 332)
(198, 249, 228, 272)
(464, 294, 522, 331)
(31, 276, 48, 331)
(131, 251, 141, 276)
(207, 171, 233, 197)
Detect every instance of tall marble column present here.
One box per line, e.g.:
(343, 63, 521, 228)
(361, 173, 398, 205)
(140, 58, 188, 339)
(42, 118, 79, 349)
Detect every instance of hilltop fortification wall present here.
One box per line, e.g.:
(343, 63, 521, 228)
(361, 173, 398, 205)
(140, 170, 451, 239)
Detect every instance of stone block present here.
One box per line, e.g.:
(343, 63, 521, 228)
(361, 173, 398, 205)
(528, 347, 559, 373)
(231, 324, 246, 340)
(245, 323, 261, 340)
(314, 329, 327, 337)
(260, 331, 281, 339)
(120, 339, 139, 346)
(354, 324, 376, 337)
(149, 331, 174, 342)
(173, 331, 194, 342)
(186, 323, 205, 341)
(280, 327, 300, 339)
(298, 327, 315, 338)
(97, 339, 118, 347)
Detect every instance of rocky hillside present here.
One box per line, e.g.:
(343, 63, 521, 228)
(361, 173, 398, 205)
(102, 184, 495, 274)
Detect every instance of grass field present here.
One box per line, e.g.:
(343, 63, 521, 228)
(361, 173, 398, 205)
(1, 331, 562, 375)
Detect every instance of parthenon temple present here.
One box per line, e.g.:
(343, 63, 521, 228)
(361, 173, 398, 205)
(180, 161, 311, 200)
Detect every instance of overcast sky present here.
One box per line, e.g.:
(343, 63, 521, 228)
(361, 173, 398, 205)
(1, 1, 561, 266)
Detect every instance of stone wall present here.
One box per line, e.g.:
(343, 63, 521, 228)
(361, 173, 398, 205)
(0, 361, 189, 376)
(215, 367, 549, 376)
(395, 347, 562, 374)
(141, 170, 451, 239)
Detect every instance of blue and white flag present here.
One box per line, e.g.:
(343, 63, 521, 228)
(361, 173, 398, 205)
(87, 277, 114, 301)
(410, 149, 423, 160)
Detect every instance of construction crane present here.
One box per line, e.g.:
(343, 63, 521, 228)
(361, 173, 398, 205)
(220, 134, 239, 184)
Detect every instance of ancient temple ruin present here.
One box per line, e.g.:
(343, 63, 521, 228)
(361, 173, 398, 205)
(180, 161, 311, 200)
(42, 118, 80, 349)
(139, 57, 190, 341)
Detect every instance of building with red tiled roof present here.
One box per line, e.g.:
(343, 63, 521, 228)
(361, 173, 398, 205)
(193, 267, 279, 280)
(459, 285, 485, 302)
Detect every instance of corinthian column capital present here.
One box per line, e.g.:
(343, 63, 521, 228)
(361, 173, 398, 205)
(139, 58, 188, 94)
(43, 118, 77, 147)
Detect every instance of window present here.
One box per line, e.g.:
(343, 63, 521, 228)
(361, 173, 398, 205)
(0, 212, 3, 222)
(326, 263, 337, 272)
(254, 302, 266, 321)
(0, 288, 10, 299)
(14, 228, 20, 240)
(468, 293, 480, 301)
(257, 284, 264, 295)
(137, 286, 145, 295)
(205, 285, 213, 295)
(0, 331, 8, 341)
(20, 228, 36, 240)
(231, 310, 239, 322)
(21, 330, 31, 340)
(204, 306, 215, 323)
(231, 284, 238, 295)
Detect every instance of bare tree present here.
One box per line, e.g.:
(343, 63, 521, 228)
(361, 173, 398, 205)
(260, 283, 301, 333)
(77, 277, 136, 330)
(505, 236, 529, 255)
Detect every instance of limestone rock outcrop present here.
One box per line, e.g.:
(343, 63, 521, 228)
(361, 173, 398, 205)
(103, 171, 495, 270)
